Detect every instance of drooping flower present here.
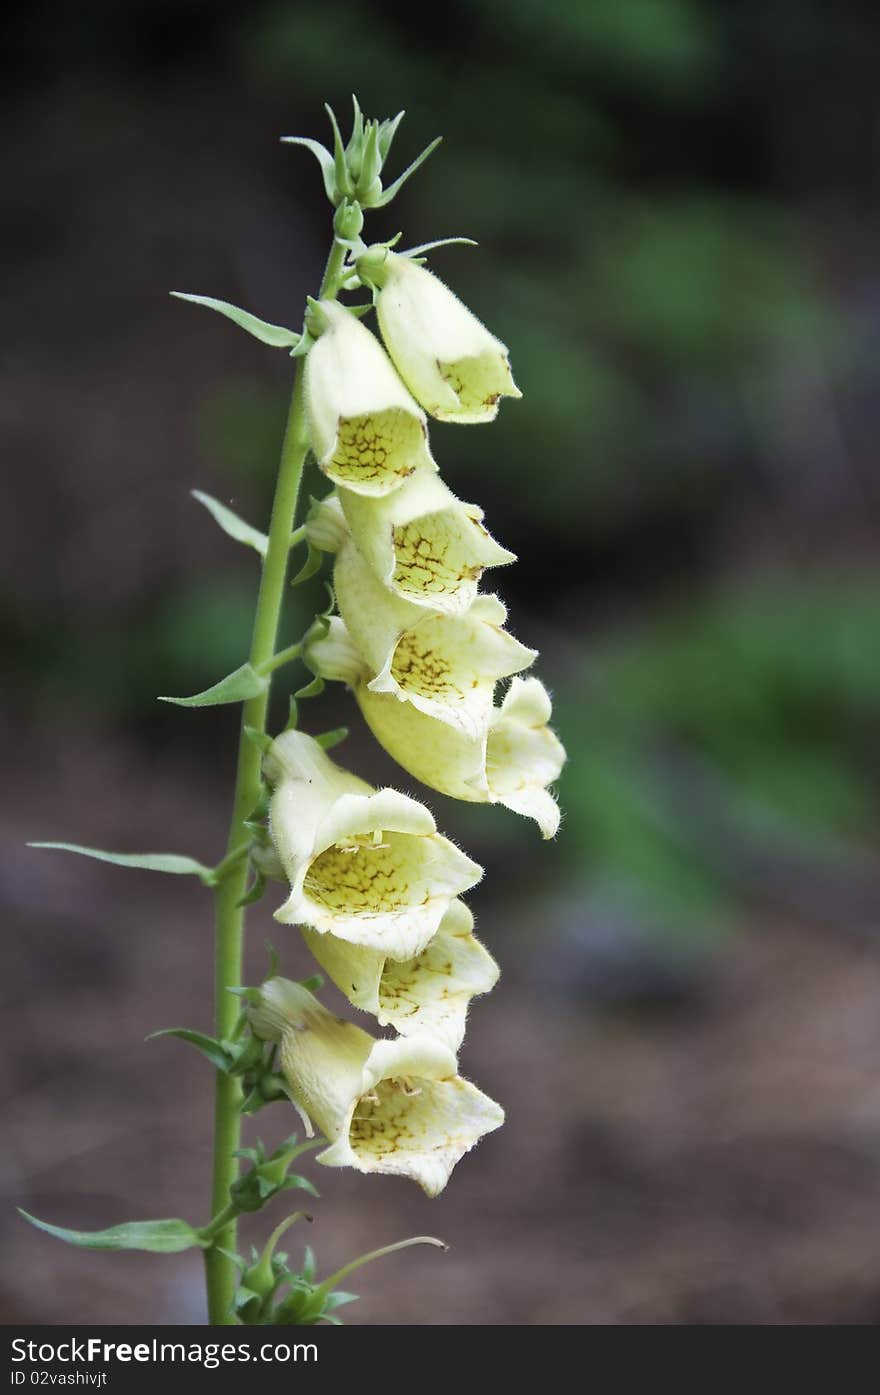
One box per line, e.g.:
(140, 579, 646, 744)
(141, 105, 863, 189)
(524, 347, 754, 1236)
(352, 676, 566, 839)
(358, 247, 522, 423)
(303, 300, 436, 497)
(265, 730, 481, 958)
(308, 539, 535, 738)
(246, 978, 504, 1197)
(301, 899, 499, 1052)
(338, 470, 515, 615)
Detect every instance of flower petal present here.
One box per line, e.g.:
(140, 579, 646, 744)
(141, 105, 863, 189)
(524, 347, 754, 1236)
(339, 471, 515, 614)
(318, 1033, 504, 1197)
(332, 542, 535, 737)
(370, 252, 522, 423)
(302, 899, 499, 1051)
(304, 301, 437, 497)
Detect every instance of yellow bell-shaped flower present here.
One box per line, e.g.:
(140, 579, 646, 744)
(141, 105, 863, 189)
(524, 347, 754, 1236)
(247, 978, 504, 1197)
(301, 899, 499, 1052)
(265, 730, 482, 958)
(304, 300, 436, 497)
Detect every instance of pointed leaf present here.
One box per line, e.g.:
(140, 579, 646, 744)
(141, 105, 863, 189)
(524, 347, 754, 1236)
(171, 293, 301, 349)
(191, 491, 267, 556)
(280, 137, 337, 203)
(244, 725, 273, 755)
(375, 137, 442, 207)
(160, 663, 267, 708)
(282, 1175, 320, 1199)
(147, 1028, 233, 1074)
(237, 870, 267, 909)
(404, 237, 478, 257)
(325, 105, 351, 197)
(294, 674, 325, 700)
(322, 1290, 359, 1312)
(19, 1211, 205, 1253)
(315, 727, 349, 752)
(28, 843, 213, 882)
(290, 543, 323, 587)
(232, 1285, 261, 1312)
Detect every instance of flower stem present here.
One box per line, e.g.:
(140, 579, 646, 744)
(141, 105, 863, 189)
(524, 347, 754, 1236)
(204, 235, 347, 1324)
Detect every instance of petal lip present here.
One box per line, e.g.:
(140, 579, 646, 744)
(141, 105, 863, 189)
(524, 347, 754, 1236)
(266, 731, 483, 954)
(315, 1033, 505, 1196)
(302, 899, 500, 1053)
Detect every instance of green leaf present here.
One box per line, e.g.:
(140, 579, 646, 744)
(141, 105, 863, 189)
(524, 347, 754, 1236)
(237, 870, 267, 909)
(170, 293, 301, 349)
(294, 673, 325, 700)
(374, 136, 442, 207)
(244, 725, 273, 755)
(147, 1028, 233, 1073)
(290, 544, 323, 587)
(280, 136, 338, 203)
(322, 1290, 359, 1312)
(28, 843, 213, 882)
(191, 491, 268, 556)
(160, 663, 267, 708)
(316, 727, 349, 751)
(19, 1211, 205, 1253)
(282, 1175, 320, 1199)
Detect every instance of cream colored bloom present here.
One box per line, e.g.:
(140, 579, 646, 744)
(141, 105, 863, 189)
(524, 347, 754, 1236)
(354, 676, 566, 839)
(309, 539, 535, 738)
(359, 248, 522, 423)
(265, 730, 482, 958)
(339, 470, 515, 615)
(304, 300, 436, 497)
(247, 977, 504, 1196)
(302, 899, 499, 1052)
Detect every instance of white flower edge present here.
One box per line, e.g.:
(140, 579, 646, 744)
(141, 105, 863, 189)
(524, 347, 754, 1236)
(301, 898, 500, 1053)
(303, 300, 437, 497)
(266, 729, 482, 958)
(247, 978, 504, 1197)
(339, 469, 515, 616)
(354, 675, 566, 839)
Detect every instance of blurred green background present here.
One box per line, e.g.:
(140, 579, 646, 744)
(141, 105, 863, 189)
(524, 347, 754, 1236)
(4, 0, 880, 1325)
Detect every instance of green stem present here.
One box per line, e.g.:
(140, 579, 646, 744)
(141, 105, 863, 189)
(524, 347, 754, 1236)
(258, 641, 302, 677)
(204, 235, 348, 1325)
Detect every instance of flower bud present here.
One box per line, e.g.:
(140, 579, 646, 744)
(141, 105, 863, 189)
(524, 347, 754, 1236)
(359, 249, 522, 422)
(333, 199, 364, 242)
